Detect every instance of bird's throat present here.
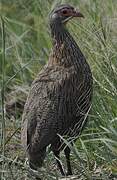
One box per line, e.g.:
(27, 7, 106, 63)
(49, 21, 87, 70)
(49, 22, 74, 67)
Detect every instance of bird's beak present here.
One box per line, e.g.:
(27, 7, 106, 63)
(62, 9, 84, 24)
(71, 9, 84, 18)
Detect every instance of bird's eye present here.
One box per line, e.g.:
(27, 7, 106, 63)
(62, 10, 68, 14)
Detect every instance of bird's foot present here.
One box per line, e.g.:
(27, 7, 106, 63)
(66, 171, 73, 176)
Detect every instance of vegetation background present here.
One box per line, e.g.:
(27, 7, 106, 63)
(0, 0, 117, 179)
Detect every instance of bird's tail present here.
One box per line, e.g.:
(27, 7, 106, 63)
(28, 148, 46, 170)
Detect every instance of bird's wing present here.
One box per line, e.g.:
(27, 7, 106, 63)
(21, 65, 75, 150)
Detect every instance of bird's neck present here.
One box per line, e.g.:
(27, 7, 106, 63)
(48, 22, 87, 70)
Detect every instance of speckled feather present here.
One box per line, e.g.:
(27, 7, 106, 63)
(21, 5, 93, 170)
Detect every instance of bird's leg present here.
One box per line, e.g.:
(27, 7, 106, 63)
(64, 146, 73, 175)
(53, 150, 65, 176)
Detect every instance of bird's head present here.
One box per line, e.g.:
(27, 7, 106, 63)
(50, 4, 84, 25)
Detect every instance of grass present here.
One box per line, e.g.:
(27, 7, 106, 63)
(0, 0, 117, 179)
(1, 15, 6, 180)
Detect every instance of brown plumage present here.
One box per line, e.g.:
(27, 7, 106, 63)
(21, 4, 93, 176)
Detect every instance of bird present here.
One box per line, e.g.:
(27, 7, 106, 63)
(21, 4, 93, 176)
